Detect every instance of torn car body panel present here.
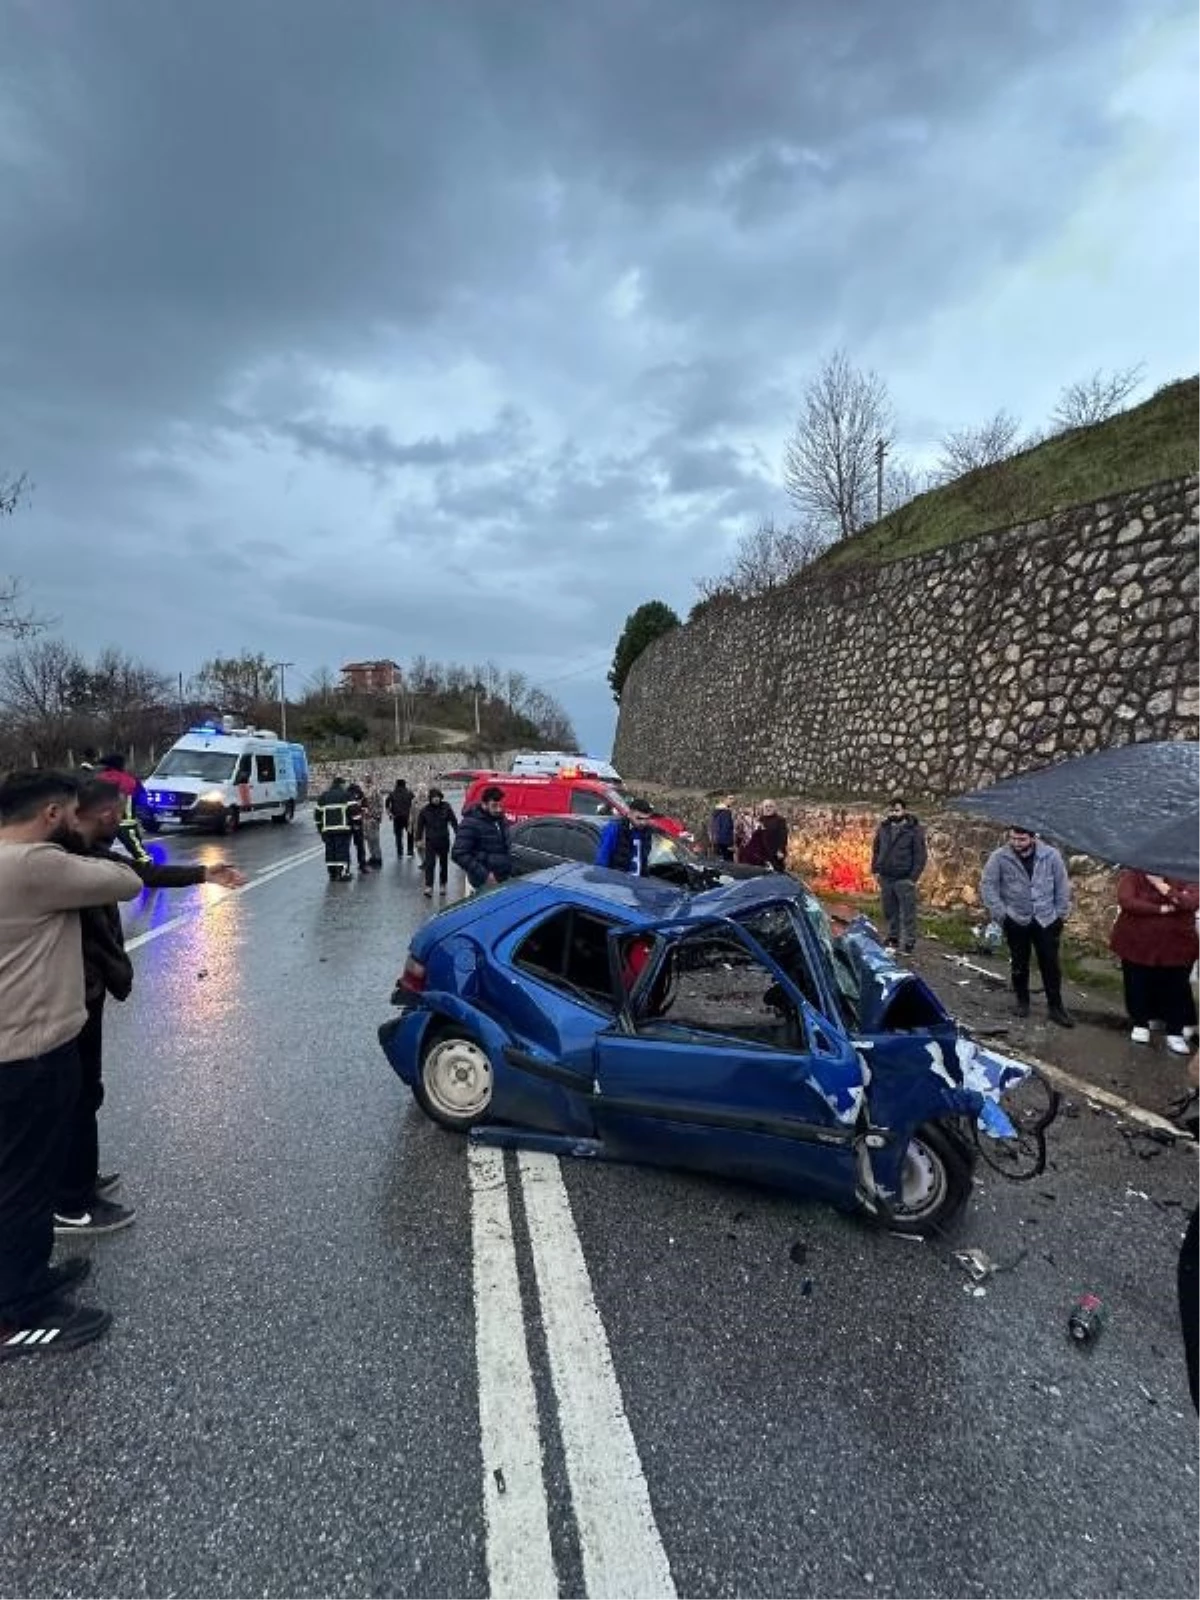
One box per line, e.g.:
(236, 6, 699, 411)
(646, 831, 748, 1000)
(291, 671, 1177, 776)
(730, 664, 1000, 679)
(378, 866, 1051, 1235)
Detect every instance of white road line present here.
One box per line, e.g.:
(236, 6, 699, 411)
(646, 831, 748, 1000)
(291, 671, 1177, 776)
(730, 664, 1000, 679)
(123, 845, 322, 953)
(1016, 1048, 1194, 1142)
(518, 1152, 675, 1600)
(469, 1145, 558, 1600)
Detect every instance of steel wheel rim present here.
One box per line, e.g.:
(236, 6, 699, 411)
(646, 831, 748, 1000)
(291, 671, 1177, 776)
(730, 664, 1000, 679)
(424, 1039, 492, 1119)
(895, 1136, 947, 1217)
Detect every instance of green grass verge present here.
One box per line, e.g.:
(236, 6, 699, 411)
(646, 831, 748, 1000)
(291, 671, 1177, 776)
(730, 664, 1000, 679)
(814, 376, 1198, 572)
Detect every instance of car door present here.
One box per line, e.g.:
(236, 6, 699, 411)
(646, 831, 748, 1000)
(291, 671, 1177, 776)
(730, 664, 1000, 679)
(591, 918, 864, 1202)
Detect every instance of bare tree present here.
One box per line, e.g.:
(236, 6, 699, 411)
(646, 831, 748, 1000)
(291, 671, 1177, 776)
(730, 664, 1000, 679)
(84, 647, 171, 742)
(935, 411, 1022, 483)
(0, 638, 86, 752)
(1050, 364, 1144, 433)
(783, 351, 893, 540)
(305, 664, 338, 701)
(191, 651, 277, 716)
(696, 517, 831, 601)
(1, 471, 49, 640)
(523, 687, 577, 749)
(504, 668, 529, 714)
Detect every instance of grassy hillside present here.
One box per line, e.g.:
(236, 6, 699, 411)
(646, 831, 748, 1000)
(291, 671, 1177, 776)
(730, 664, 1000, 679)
(816, 376, 1199, 572)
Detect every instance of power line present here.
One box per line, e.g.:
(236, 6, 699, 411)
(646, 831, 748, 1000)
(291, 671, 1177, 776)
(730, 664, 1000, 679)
(536, 655, 612, 687)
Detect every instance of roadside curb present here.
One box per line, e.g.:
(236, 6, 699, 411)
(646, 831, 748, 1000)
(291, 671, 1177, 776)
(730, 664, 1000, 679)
(938, 952, 1194, 1140)
(1008, 1048, 1194, 1145)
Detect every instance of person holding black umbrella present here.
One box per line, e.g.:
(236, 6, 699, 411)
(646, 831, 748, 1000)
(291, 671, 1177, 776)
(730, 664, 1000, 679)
(980, 826, 1075, 1027)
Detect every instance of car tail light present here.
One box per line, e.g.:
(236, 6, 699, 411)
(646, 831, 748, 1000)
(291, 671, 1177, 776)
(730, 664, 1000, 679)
(399, 955, 427, 994)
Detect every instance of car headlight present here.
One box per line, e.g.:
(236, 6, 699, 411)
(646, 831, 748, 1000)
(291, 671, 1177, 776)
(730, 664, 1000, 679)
(199, 790, 225, 805)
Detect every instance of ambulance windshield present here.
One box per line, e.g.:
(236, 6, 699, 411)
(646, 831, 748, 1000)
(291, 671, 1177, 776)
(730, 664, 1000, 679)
(153, 750, 238, 782)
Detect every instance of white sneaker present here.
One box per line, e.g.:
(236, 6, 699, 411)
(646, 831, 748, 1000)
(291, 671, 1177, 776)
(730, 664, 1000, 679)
(1130, 1026, 1152, 1045)
(1167, 1034, 1192, 1055)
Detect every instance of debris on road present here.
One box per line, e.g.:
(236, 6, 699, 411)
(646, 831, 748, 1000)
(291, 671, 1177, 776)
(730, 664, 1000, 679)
(1068, 1293, 1107, 1343)
(955, 1247, 996, 1282)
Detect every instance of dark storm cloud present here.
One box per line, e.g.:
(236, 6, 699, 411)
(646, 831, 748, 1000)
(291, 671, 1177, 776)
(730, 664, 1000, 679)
(244, 407, 532, 478)
(0, 0, 1192, 754)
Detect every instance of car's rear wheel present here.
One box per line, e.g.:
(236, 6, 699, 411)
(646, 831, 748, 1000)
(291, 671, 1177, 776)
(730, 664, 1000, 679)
(415, 1030, 494, 1130)
(271, 800, 295, 824)
(887, 1121, 974, 1236)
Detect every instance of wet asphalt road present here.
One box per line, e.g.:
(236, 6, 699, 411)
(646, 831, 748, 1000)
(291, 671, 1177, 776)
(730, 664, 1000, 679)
(0, 810, 1196, 1599)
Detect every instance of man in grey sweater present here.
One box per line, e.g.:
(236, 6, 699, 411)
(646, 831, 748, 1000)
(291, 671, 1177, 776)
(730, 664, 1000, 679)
(0, 770, 142, 1360)
(980, 825, 1075, 1028)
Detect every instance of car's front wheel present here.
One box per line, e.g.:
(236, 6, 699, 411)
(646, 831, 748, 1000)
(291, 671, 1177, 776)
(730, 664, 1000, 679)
(415, 1030, 494, 1130)
(887, 1121, 974, 1236)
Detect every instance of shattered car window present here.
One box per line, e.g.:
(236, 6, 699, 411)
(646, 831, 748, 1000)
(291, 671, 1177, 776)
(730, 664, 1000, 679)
(514, 908, 620, 1009)
(636, 929, 806, 1051)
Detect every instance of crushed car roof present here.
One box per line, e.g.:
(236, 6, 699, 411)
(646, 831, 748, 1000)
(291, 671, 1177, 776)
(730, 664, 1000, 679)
(526, 863, 804, 922)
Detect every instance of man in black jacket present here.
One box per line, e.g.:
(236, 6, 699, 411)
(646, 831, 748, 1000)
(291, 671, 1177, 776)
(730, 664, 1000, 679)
(415, 788, 459, 898)
(871, 797, 928, 953)
(54, 779, 245, 1235)
(386, 778, 415, 858)
(452, 786, 512, 895)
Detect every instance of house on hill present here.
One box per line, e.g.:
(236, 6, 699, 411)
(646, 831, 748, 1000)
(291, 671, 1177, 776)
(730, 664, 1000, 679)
(341, 659, 401, 695)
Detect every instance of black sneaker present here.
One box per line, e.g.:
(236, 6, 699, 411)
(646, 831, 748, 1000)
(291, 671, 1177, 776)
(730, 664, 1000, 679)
(1048, 1005, 1076, 1029)
(47, 1258, 92, 1294)
(95, 1172, 121, 1196)
(53, 1199, 136, 1237)
(1013, 998, 1031, 1018)
(0, 1300, 112, 1360)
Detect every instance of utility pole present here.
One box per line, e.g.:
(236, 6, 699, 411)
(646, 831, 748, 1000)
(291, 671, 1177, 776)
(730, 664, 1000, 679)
(177, 672, 186, 733)
(875, 438, 887, 523)
(272, 661, 294, 740)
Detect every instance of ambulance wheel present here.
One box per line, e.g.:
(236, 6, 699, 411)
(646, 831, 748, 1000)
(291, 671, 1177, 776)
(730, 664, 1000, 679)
(271, 800, 295, 825)
(216, 807, 240, 836)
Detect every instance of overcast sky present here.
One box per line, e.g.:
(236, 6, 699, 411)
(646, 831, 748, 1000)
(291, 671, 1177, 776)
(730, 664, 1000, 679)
(2, 0, 1196, 756)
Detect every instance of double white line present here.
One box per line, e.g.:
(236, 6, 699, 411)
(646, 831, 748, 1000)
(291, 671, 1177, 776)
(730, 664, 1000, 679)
(470, 1145, 676, 1600)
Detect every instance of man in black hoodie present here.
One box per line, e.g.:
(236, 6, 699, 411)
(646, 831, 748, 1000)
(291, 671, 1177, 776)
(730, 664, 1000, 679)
(415, 787, 459, 898)
(871, 797, 928, 953)
(453, 785, 512, 895)
(55, 779, 245, 1236)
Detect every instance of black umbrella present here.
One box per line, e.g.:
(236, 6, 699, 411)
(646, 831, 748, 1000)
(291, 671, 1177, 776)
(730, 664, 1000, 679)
(949, 741, 1200, 882)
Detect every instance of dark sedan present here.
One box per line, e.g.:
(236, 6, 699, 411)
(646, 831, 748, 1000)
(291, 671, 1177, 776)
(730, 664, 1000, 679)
(509, 813, 766, 891)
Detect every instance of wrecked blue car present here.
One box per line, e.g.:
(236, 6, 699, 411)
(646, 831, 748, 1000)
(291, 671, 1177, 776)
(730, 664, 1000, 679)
(378, 867, 1049, 1236)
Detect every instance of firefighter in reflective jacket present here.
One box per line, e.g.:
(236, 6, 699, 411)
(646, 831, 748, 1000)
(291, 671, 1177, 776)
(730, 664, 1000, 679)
(314, 777, 359, 881)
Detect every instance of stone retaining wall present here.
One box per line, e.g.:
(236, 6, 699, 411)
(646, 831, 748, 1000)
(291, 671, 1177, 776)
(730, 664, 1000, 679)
(615, 476, 1199, 797)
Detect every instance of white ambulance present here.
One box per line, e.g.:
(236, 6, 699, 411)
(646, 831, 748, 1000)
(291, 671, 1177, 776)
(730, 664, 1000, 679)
(510, 750, 623, 782)
(143, 721, 310, 834)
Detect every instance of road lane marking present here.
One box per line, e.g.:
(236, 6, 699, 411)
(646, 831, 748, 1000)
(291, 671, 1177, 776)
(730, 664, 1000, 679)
(518, 1152, 676, 1600)
(469, 1145, 558, 1600)
(1013, 1049, 1194, 1142)
(123, 846, 323, 953)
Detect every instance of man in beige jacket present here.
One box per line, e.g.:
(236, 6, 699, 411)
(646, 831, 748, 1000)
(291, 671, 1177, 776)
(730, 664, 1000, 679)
(0, 769, 142, 1360)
